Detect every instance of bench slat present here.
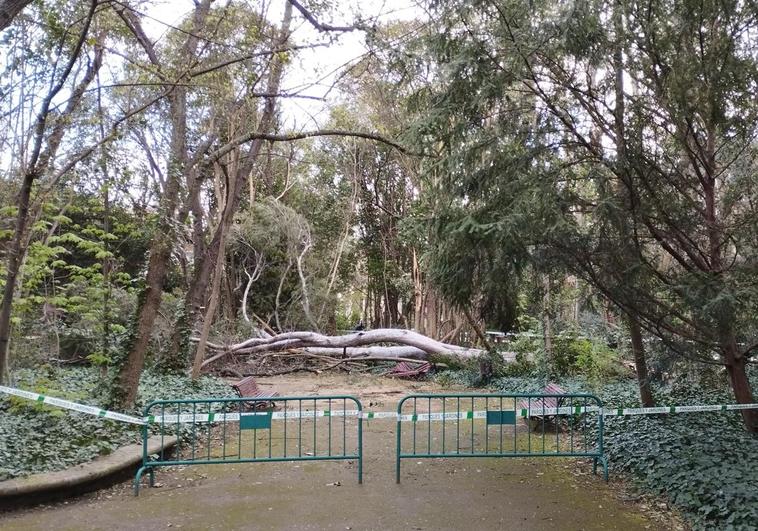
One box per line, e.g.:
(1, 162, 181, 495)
(517, 383, 566, 417)
(232, 376, 279, 410)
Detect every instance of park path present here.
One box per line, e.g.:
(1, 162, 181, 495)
(1, 374, 678, 530)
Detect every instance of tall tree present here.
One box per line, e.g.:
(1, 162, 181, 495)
(112, 0, 213, 406)
(190, 0, 294, 378)
(0, 1, 102, 383)
(409, 0, 758, 430)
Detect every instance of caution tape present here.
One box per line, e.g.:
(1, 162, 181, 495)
(0, 385, 146, 425)
(597, 403, 758, 417)
(3, 385, 757, 425)
(146, 409, 362, 424)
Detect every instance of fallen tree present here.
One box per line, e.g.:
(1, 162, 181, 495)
(197, 328, 515, 369)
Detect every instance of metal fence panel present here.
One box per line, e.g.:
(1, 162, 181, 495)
(395, 392, 607, 482)
(135, 395, 363, 495)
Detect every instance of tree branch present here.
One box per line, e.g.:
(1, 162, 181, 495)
(209, 129, 412, 161)
(287, 0, 363, 33)
(0, 0, 33, 31)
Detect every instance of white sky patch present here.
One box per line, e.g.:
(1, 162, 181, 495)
(145, 0, 423, 129)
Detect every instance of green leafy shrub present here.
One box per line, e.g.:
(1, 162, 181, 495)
(551, 334, 590, 375)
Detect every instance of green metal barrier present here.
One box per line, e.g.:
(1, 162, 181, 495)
(135, 395, 363, 495)
(395, 392, 607, 483)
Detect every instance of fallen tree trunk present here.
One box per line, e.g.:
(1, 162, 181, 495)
(196, 328, 513, 369)
(303, 346, 428, 359)
(219, 329, 483, 355)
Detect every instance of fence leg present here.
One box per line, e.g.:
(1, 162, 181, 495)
(592, 457, 598, 476)
(134, 466, 148, 497)
(395, 417, 402, 483)
(601, 456, 609, 482)
(358, 416, 363, 484)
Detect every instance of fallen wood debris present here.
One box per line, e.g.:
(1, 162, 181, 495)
(195, 328, 516, 375)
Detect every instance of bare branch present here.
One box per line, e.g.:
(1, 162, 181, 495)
(210, 129, 411, 161)
(287, 0, 363, 33)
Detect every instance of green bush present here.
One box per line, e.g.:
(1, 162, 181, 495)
(499, 351, 537, 377)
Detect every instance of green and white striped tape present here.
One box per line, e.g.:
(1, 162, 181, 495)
(147, 409, 362, 424)
(0, 385, 146, 425)
(2, 385, 757, 426)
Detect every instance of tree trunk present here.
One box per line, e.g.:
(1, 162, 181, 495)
(462, 305, 492, 351)
(724, 353, 758, 433)
(721, 327, 758, 433)
(191, 223, 226, 379)
(0, 0, 33, 31)
(198, 329, 519, 371)
(542, 274, 552, 358)
(112, 0, 212, 407)
(205, 328, 487, 358)
(0, 172, 34, 383)
(627, 314, 654, 407)
(412, 248, 423, 332)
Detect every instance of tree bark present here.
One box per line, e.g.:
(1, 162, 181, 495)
(722, 341, 758, 433)
(191, 219, 226, 379)
(542, 274, 553, 359)
(0, 0, 33, 30)
(627, 314, 654, 407)
(203, 329, 488, 359)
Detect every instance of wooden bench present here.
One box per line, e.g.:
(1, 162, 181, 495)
(518, 383, 566, 431)
(385, 361, 432, 379)
(231, 376, 279, 410)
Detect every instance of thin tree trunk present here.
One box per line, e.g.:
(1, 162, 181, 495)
(275, 260, 292, 331)
(412, 249, 423, 332)
(542, 274, 553, 358)
(192, 223, 227, 379)
(627, 314, 654, 407)
(462, 305, 492, 351)
(317, 160, 357, 322)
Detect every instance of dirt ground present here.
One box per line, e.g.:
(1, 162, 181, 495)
(1, 373, 684, 530)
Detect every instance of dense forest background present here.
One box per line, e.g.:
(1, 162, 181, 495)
(0, 0, 756, 433)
